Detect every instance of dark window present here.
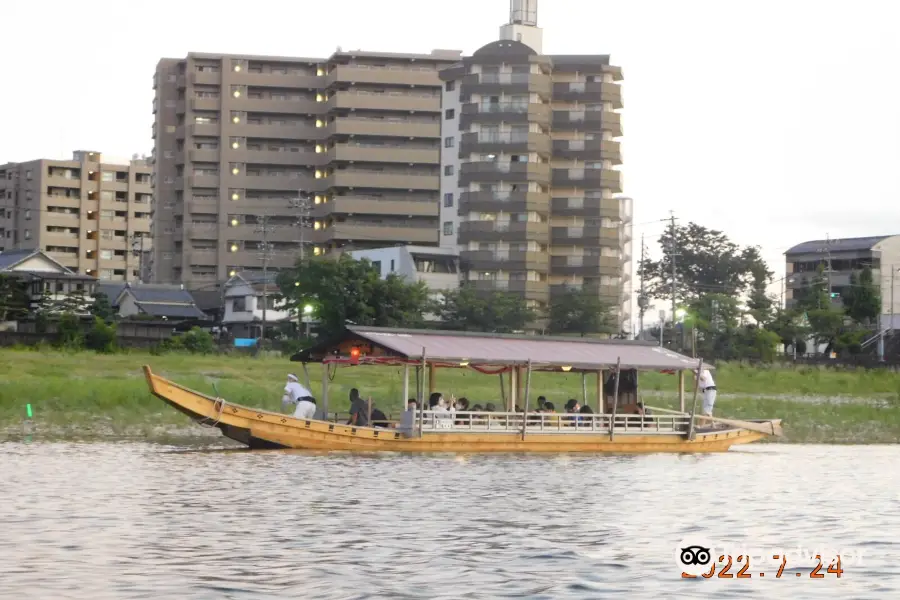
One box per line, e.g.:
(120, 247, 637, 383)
(443, 193, 453, 207)
(444, 165, 454, 176)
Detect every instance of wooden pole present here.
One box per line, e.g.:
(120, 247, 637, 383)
(499, 371, 507, 406)
(417, 349, 427, 438)
(321, 361, 330, 420)
(301, 362, 312, 392)
(402, 363, 409, 412)
(609, 357, 621, 440)
(597, 369, 604, 413)
(686, 358, 704, 440)
(581, 372, 587, 406)
(366, 396, 372, 426)
(678, 370, 685, 413)
(521, 359, 532, 440)
(428, 363, 436, 394)
(509, 367, 518, 411)
(646, 405, 783, 437)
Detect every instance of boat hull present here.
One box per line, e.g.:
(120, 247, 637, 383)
(143, 366, 774, 453)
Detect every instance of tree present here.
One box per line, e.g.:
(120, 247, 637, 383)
(89, 292, 116, 322)
(842, 267, 880, 326)
(638, 221, 773, 305)
(548, 287, 616, 336)
(278, 254, 430, 338)
(436, 285, 536, 333)
(84, 317, 117, 353)
(0, 274, 29, 322)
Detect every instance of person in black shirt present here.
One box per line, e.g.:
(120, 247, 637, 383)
(370, 404, 389, 428)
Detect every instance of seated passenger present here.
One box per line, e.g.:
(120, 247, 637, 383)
(543, 402, 560, 427)
(398, 399, 417, 437)
(348, 389, 369, 427)
(429, 392, 453, 428)
(578, 404, 594, 427)
(370, 404, 389, 428)
(564, 399, 581, 426)
(455, 397, 471, 425)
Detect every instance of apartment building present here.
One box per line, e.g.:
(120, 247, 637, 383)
(152, 48, 463, 288)
(0, 151, 152, 281)
(438, 0, 633, 330)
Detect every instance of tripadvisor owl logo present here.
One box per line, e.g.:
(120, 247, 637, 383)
(675, 538, 718, 577)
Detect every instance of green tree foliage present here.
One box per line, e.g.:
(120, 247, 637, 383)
(547, 287, 616, 336)
(89, 292, 116, 322)
(0, 274, 30, 321)
(638, 222, 773, 305)
(278, 254, 430, 338)
(159, 327, 216, 354)
(84, 317, 117, 353)
(842, 267, 881, 326)
(55, 312, 83, 349)
(435, 285, 536, 333)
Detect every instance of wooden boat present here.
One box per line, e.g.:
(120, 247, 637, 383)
(143, 326, 783, 453)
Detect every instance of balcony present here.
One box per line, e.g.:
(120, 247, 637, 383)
(233, 123, 321, 140)
(459, 131, 551, 157)
(226, 224, 300, 243)
(552, 168, 623, 193)
(461, 250, 549, 271)
(550, 196, 622, 219)
(46, 174, 82, 188)
(321, 195, 439, 217)
(237, 149, 325, 167)
(325, 64, 441, 88)
(457, 221, 549, 244)
(327, 143, 439, 164)
(190, 70, 221, 86)
(458, 190, 549, 214)
(189, 174, 220, 189)
(327, 118, 440, 139)
(550, 226, 621, 245)
(461, 72, 552, 97)
(189, 148, 220, 163)
(550, 255, 620, 276)
(327, 90, 439, 113)
(311, 222, 438, 245)
(459, 102, 551, 129)
(189, 122, 220, 137)
(468, 279, 550, 302)
(325, 169, 439, 191)
(551, 139, 621, 164)
(231, 71, 321, 89)
(186, 249, 218, 265)
(191, 97, 220, 112)
(552, 82, 623, 109)
(551, 283, 621, 302)
(230, 97, 320, 114)
(188, 224, 218, 240)
(552, 110, 623, 137)
(242, 174, 316, 191)
(458, 161, 551, 187)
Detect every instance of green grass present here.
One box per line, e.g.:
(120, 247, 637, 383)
(1, 348, 899, 443)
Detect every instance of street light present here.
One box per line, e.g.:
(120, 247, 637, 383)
(675, 308, 687, 321)
(303, 304, 313, 337)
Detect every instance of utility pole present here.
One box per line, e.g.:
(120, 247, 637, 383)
(824, 233, 833, 307)
(290, 191, 313, 260)
(668, 212, 680, 349)
(255, 213, 276, 348)
(637, 234, 648, 340)
(130, 233, 146, 283)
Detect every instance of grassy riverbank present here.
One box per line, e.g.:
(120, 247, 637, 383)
(1, 349, 899, 443)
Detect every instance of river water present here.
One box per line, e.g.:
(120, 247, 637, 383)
(1, 441, 898, 599)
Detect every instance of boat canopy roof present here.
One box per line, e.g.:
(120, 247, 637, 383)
(291, 326, 713, 372)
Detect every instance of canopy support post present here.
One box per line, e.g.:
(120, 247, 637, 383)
(499, 372, 507, 406)
(301, 363, 312, 392)
(597, 370, 605, 413)
(521, 359, 532, 441)
(581, 372, 587, 406)
(321, 362, 330, 421)
(509, 367, 518, 412)
(609, 357, 622, 441)
(678, 370, 685, 413)
(417, 349, 427, 439)
(428, 363, 436, 394)
(686, 358, 704, 440)
(402, 363, 410, 413)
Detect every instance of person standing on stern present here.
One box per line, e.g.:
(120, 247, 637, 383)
(695, 367, 717, 417)
(282, 374, 314, 414)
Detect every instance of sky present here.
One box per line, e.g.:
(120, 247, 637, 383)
(3, 0, 899, 323)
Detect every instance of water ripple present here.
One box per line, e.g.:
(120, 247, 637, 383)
(0, 442, 899, 599)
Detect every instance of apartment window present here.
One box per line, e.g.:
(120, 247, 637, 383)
(164, 151, 174, 159)
(444, 165, 454, 176)
(26, 170, 33, 180)
(443, 193, 453, 207)
(444, 137, 454, 148)
(445, 81, 455, 92)
(101, 172, 115, 182)
(24, 210, 31, 220)
(24, 230, 31, 240)
(165, 125, 176, 133)
(443, 222, 454, 236)
(444, 108, 455, 120)
(100, 250, 113, 260)
(167, 74, 177, 83)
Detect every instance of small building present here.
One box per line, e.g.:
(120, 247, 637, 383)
(0, 248, 96, 313)
(222, 273, 292, 338)
(349, 245, 460, 308)
(784, 235, 900, 329)
(115, 282, 207, 321)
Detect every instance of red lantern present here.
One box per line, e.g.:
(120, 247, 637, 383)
(349, 347, 360, 365)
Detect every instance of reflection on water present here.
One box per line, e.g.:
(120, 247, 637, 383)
(1, 442, 899, 599)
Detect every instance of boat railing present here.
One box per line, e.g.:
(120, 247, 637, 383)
(418, 411, 690, 434)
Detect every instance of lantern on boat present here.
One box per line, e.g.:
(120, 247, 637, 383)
(349, 346, 361, 365)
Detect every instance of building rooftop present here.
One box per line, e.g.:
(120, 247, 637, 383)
(785, 235, 899, 255)
(0, 249, 36, 271)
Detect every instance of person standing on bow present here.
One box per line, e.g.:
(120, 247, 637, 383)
(695, 367, 717, 417)
(282, 374, 315, 414)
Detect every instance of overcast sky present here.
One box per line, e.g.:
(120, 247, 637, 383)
(3, 0, 898, 315)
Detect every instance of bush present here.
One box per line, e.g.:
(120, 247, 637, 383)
(56, 312, 83, 349)
(158, 327, 217, 354)
(84, 317, 117, 353)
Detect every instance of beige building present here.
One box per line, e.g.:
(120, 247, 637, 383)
(0, 151, 152, 282)
(151, 48, 463, 288)
(438, 0, 633, 331)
